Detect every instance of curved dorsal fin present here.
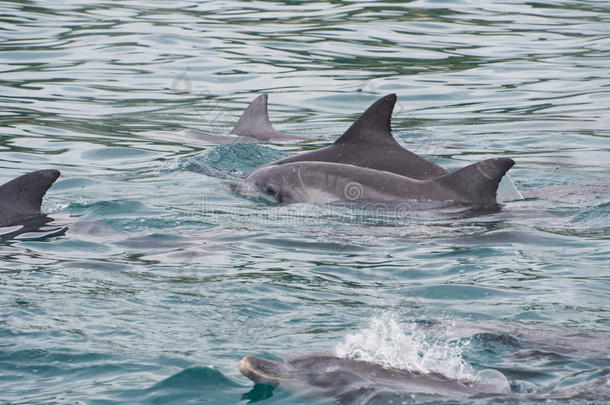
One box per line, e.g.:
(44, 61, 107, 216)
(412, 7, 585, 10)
(231, 94, 278, 138)
(433, 158, 515, 204)
(334, 93, 397, 144)
(0, 169, 60, 225)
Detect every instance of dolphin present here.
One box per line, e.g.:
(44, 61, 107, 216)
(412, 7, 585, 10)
(264, 93, 522, 202)
(238, 352, 504, 402)
(238, 351, 609, 403)
(238, 158, 514, 205)
(0, 169, 60, 226)
(267, 94, 447, 179)
(183, 94, 308, 143)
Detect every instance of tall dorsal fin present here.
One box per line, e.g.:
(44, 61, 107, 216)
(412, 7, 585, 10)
(231, 94, 279, 139)
(432, 158, 515, 204)
(0, 169, 60, 225)
(334, 93, 397, 144)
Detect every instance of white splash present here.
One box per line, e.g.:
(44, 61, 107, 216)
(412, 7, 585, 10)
(497, 174, 523, 202)
(335, 313, 474, 381)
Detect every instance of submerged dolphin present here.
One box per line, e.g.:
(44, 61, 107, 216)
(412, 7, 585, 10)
(265, 93, 522, 201)
(183, 94, 308, 143)
(238, 352, 504, 402)
(239, 158, 514, 205)
(0, 169, 60, 226)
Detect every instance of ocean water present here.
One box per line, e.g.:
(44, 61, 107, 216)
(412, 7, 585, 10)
(1, 0, 609, 403)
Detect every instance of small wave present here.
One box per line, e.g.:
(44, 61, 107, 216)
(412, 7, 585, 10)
(176, 144, 289, 177)
(149, 366, 240, 391)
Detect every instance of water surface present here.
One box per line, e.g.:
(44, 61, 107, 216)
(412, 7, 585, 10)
(1, 0, 609, 403)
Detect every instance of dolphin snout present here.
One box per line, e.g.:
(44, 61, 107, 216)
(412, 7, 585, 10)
(238, 356, 279, 386)
(238, 356, 295, 386)
(237, 356, 251, 376)
(226, 182, 259, 197)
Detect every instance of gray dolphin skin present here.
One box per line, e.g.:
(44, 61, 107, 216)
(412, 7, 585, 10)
(264, 93, 522, 202)
(185, 94, 307, 143)
(0, 169, 60, 226)
(238, 352, 498, 401)
(244, 158, 514, 205)
(267, 93, 448, 180)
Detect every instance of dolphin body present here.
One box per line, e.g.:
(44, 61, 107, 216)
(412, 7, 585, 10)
(241, 158, 514, 205)
(264, 93, 522, 202)
(267, 94, 446, 180)
(238, 351, 609, 403)
(238, 352, 503, 403)
(183, 94, 308, 143)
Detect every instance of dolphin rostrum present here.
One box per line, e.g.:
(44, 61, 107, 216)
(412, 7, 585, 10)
(240, 158, 514, 205)
(238, 352, 506, 402)
(0, 169, 60, 226)
(183, 94, 308, 143)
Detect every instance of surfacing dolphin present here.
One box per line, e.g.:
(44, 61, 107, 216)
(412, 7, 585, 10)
(0, 170, 65, 239)
(265, 93, 522, 201)
(238, 352, 505, 403)
(267, 93, 446, 179)
(239, 158, 514, 205)
(238, 348, 610, 403)
(183, 94, 308, 144)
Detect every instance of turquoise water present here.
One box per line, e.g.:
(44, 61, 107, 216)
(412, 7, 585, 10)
(1, 0, 609, 403)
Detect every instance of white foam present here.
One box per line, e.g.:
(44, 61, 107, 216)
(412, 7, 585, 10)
(335, 313, 474, 381)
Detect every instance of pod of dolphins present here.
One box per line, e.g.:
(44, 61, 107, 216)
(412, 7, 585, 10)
(0, 93, 519, 230)
(6, 93, 605, 401)
(232, 94, 519, 207)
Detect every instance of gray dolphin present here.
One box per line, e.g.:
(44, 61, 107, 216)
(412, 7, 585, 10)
(267, 94, 447, 179)
(238, 350, 609, 403)
(0, 169, 60, 226)
(265, 93, 522, 201)
(240, 158, 514, 205)
(184, 94, 308, 143)
(238, 352, 503, 402)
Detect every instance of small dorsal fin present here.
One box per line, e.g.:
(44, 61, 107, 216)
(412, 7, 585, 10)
(334, 93, 397, 145)
(433, 158, 515, 204)
(231, 94, 279, 139)
(0, 169, 60, 225)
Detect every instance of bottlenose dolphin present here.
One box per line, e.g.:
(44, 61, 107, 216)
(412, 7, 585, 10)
(239, 158, 514, 205)
(238, 352, 504, 402)
(183, 94, 308, 143)
(267, 94, 447, 179)
(265, 93, 522, 201)
(239, 348, 609, 403)
(0, 169, 60, 226)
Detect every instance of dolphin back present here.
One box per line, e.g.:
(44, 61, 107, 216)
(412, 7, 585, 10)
(0, 169, 60, 225)
(432, 158, 515, 204)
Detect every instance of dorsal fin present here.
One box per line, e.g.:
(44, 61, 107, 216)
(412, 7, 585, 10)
(334, 93, 397, 144)
(432, 158, 515, 204)
(0, 169, 60, 225)
(231, 94, 279, 139)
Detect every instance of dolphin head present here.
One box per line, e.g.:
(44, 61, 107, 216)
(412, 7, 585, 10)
(245, 165, 287, 203)
(226, 165, 287, 203)
(238, 356, 297, 386)
(245, 164, 324, 204)
(243, 164, 341, 204)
